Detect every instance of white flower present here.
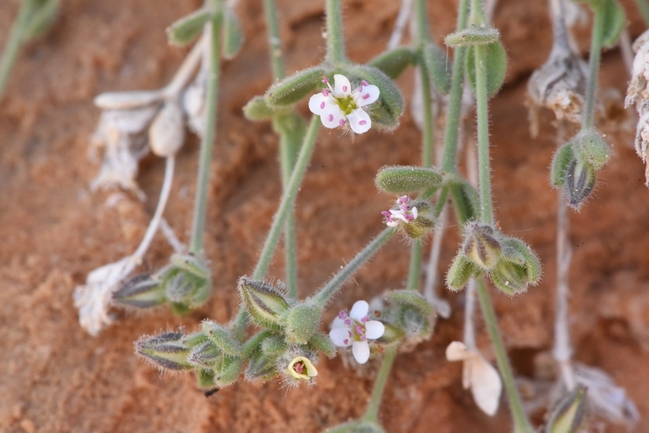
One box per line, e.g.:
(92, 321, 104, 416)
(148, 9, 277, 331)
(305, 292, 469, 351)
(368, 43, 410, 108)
(446, 341, 503, 416)
(329, 300, 385, 364)
(381, 195, 418, 227)
(308, 74, 380, 134)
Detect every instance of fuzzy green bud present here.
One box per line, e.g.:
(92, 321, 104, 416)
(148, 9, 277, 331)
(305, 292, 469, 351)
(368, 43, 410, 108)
(501, 237, 542, 284)
(246, 350, 278, 381)
(112, 274, 165, 309)
(546, 386, 588, 433)
(170, 253, 210, 279)
(465, 41, 507, 99)
(375, 165, 443, 194)
(164, 271, 210, 308)
(283, 303, 322, 345)
(446, 254, 481, 291)
(222, 6, 244, 59)
(565, 159, 596, 210)
(601, 0, 625, 48)
(490, 261, 529, 296)
(265, 66, 327, 107)
(445, 25, 500, 47)
(188, 341, 221, 368)
(551, 143, 575, 188)
(243, 96, 276, 121)
(349, 65, 404, 131)
(166, 7, 214, 46)
(136, 332, 192, 371)
(402, 199, 435, 239)
(386, 290, 434, 318)
(422, 42, 451, 94)
(201, 321, 242, 356)
(367, 47, 416, 79)
(306, 332, 337, 359)
(195, 368, 216, 389)
(213, 356, 243, 387)
(462, 222, 503, 270)
(572, 129, 610, 170)
(238, 277, 291, 329)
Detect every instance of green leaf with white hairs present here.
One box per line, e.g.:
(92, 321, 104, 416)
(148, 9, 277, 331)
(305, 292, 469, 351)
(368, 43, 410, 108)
(445, 25, 500, 47)
(447, 180, 479, 224)
(170, 253, 211, 279)
(283, 303, 322, 345)
(446, 254, 481, 291)
(422, 42, 451, 94)
(572, 129, 610, 170)
(201, 321, 242, 356)
(213, 356, 243, 387)
(265, 66, 326, 107)
(465, 42, 507, 99)
(307, 332, 337, 358)
(367, 47, 415, 79)
(222, 6, 244, 59)
(551, 143, 575, 187)
(375, 165, 443, 193)
(166, 7, 214, 46)
(387, 290, 434, 317)
(546, 386, 588, 433)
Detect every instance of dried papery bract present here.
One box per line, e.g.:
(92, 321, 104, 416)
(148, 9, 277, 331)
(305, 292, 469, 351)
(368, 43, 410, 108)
(626, 30, 649, 185)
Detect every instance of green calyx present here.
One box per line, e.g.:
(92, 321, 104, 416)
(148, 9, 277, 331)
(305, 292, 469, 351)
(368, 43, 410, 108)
(238, 277, 291, 329)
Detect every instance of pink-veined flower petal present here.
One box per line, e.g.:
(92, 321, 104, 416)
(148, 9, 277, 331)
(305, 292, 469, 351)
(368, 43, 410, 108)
(329, 328, 352, 347)
(468, 356, 502, 416)
(334, 74, 352, 97)
(349, 300, 369, 321)
(320, 105, 345, 129)
(331, 316, 347, 329)
(347, 109, 372, 134)
(354, 84, 380, 107)
(352, 341, 370, 364)
(309, 92, 333, 115)
(365, 321, 385, 339)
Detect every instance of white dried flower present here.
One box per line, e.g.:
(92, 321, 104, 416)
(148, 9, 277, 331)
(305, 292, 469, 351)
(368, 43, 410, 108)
(446, 341, 503, 416)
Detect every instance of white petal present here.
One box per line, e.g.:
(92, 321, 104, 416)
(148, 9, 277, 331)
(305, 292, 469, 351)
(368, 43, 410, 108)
(320, 105, 345, 129)
(386, 220, 399, 227)
(350, 300, 369, 320)
(468, 356, 502, 416)
(389, 209, 409, 223)
(347, 109, 372, 134)
(365, 321, 385, 339)
(309, 93, 332, 115)
(334, 74, 352, 96)
(352, 341, 370, 364)
(446, 341, 475, 361)
(355, 84, 380, 107)
(329, 328, 352, 347)
(331, 316, 348, 329)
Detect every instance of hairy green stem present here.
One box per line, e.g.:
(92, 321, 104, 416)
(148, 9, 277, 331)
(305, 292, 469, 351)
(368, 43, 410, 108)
(581, 4, 606, 130)
(440, 0, 470, 173)
(312, 227, 396, 307)
(0, 0, 35, 100)
(264, 0, 299, 297)
(406, 241, 422, 290)
(325, 0, 347, 64)
(475, 278, 533, 433)
(189, 11, 223, 255)
(263, 0, 285, 81)
(252, 117, 320, 280)
(361, 347, 397, 423)
(474, 45, 494, 225)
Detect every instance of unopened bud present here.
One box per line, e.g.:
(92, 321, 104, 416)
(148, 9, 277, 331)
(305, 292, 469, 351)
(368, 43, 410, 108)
(446, 254, 481, 291)
(164, 271, 208, 307)
(188, 340, 221, 368)
(166, 7, 214, 46)
(546, 386, 588, 433)
(572, 129, 610, 170)
(386, 290, 434, 318)
(462, 222, 503, 270)
(136, 332, 192, 371)
(170, 253, 210, 280)
(238, 277, 291, 329)
(350, 65, 404, 131)
(490, 260, 529, 296)
(112, 273, 165, 309)
(448, 179, 480, 224)
(445, 25, 500, 47)
(375, 165, 442, 194)
(246, 349, 278, 381)
(565, 159, 596, 210)
(501, 237, 542, 284)
(551, 143, 575, 188)
(201, 321, 242, 356)
(306, 332, 337, 359)
(213, 356, 243, 387)
(243, 96, 276, 121)
(195, 368, 216, 389)
(149, 102, 185, 157)
(283, 303, 322, 345)
(265, 66, 327, 107)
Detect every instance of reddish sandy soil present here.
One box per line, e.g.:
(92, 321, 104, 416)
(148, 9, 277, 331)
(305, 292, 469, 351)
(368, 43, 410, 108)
(1, 0, 649, 432)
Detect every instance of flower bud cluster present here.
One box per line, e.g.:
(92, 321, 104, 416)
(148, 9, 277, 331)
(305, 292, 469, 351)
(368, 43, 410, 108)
(113, 253, 211, 313)
(381, 195, 435, 239)
(446, 222, 542, 296)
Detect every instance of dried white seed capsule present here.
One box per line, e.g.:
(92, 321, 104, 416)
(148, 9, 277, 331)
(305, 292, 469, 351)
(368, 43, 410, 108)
(149, 102, 186, 157)
(94, 90, 162, 110)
